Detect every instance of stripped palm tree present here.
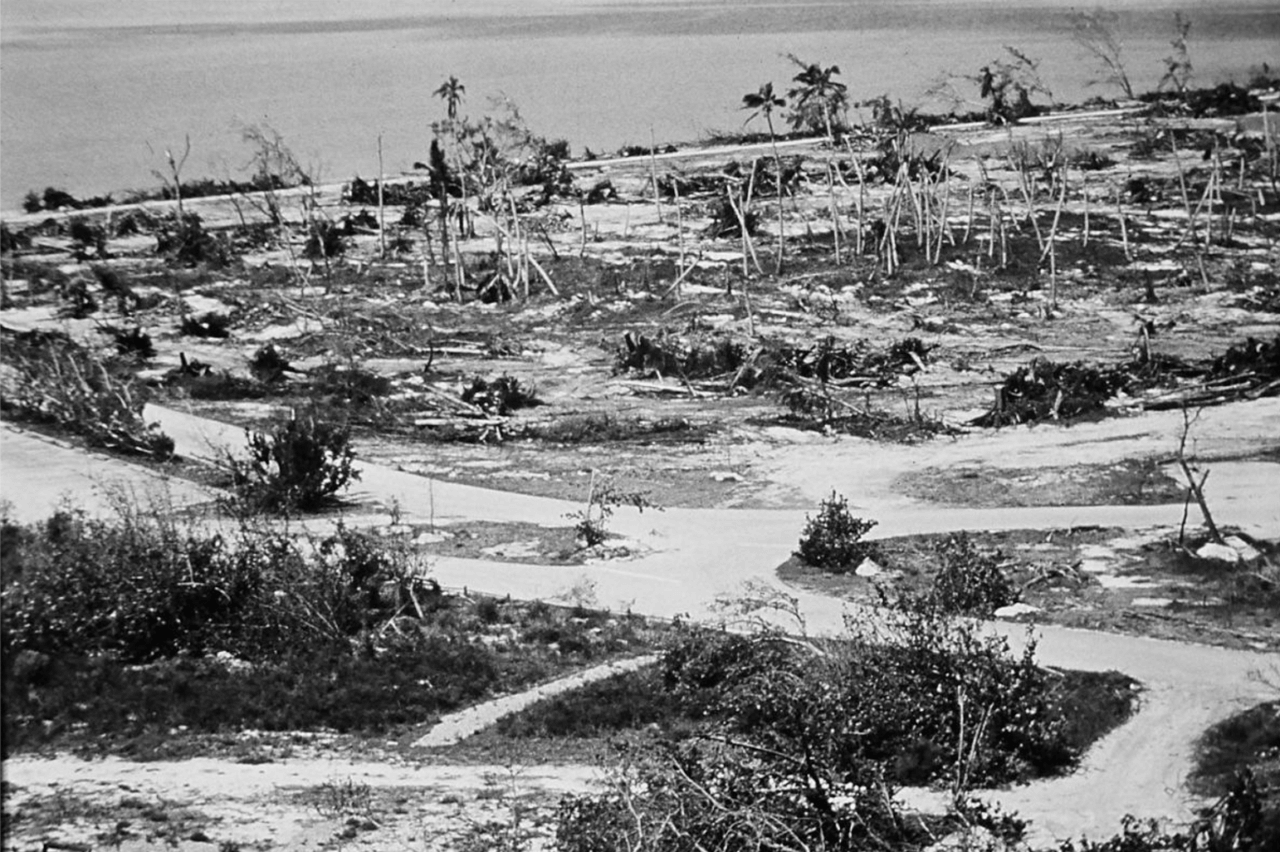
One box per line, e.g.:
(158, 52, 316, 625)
(742, 82, 787, 274)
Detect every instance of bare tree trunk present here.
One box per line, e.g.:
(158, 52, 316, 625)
(377, 134, 387, 259)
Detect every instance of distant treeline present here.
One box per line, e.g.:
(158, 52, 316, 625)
(21, 174, 309, 215)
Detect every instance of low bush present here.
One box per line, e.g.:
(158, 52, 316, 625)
(311, 363, 392, 405)
(461, 374, 541, 415)
(180, 312, 233, 338)
(663, 611, 1078, 788)
(248, 344, 293, 384)
(303, 219, 346, 260)
(795, 491, 877, 571)
(226, 415, 359, 514)
(559, 605, 1106, 852)
(109, 326, 156, 360)
(156, 213, 231, 267)
(922, 532, 1020, 617)
(565, 478, 660, 548)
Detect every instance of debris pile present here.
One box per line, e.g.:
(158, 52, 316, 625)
(768, 336, 931, 388)
(461, 374, 541, 416)
(974, 358, 1127, 427)
(615, 331, 931, 394)
(615, 330, 755, 385)
(1144, 335, 1280, 410)
(978, 335, 1280, 426)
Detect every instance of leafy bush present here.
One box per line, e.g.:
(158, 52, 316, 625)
(1057, 770, 1275, 852)
(109, 326, 155, 360)
(156, 213, 231, 267)
(926, 532, 1020, 617)
(565, 477, 659, 548)
(1, 506, 269, 662)
(561, 606, 1085, 852)
(227, 415, 359, 514)
(303, 219, 346, 260)
(795, 491, 877, 571)
(249, 344, 293, 384)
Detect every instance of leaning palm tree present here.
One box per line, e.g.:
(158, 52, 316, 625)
(433, 75, 466, 121)
(742, 82, 787, 274)
(786, 56, 848, 139)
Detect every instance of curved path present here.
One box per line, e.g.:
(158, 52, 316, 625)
(3, 400, 1279, 846)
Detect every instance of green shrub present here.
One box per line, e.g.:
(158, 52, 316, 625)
(661, 607, 1086, 789)
(303, 219, 346, 260)
(227, 415, 359, 514)
(156, 213, 230, 267)
(1, 507, 267, 662)
(929, 532, 1020, 617)
(795, 491, 877, 571)
(249, 344, 293, 384)
(110, 326, 155, 360)
(565, 478, 658, 548)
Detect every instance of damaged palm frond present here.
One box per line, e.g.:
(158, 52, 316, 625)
(0, 330, 174, 458)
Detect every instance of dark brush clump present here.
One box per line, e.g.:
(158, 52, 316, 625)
(973, 358, 1128, 427)
(461, 374, 541, 415)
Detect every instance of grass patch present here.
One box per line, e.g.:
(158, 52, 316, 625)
(1, 505, 667, 757)
(492, 665, 689, 739)
(1188, 700, 1280, 848)
(530, 413, 712, 445)
(1190, 700, 1280, 797)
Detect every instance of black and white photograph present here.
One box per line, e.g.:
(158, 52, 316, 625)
(1, 2, 1278, 849)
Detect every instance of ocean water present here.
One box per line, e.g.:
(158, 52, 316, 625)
(2, 0, 1277, 209)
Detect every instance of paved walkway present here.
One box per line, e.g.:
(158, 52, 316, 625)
(0, 425, 216, 523)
